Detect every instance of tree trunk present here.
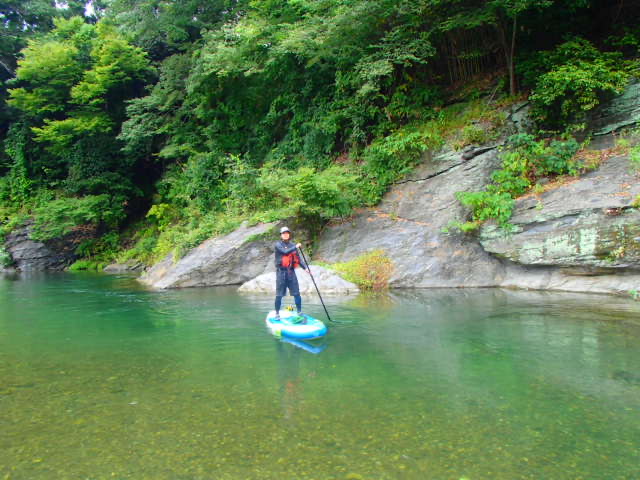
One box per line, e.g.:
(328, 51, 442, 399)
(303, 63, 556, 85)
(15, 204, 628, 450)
(495, 14, 517, 96)
(509, 15, 517, 96)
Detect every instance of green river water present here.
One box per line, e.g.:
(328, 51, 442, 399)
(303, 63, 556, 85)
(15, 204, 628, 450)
(1, 272, 639, 480)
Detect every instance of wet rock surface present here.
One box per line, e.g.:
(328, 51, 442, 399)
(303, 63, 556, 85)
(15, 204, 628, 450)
(590, 80, 640, 136)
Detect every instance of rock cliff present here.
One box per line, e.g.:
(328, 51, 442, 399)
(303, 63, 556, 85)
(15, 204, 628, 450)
(315, 147, 507, 288)
(314, 85, 640, 296)
(136, 84, 640, 295)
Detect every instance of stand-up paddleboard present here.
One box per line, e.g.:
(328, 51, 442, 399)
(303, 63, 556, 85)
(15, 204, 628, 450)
(265, 310, 328, 340)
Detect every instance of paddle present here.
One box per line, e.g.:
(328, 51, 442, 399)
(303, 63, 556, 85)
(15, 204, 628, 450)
(297, 246, 334, 324)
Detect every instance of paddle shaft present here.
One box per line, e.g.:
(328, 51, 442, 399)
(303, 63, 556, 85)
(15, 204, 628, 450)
(298, 246, 333, 323)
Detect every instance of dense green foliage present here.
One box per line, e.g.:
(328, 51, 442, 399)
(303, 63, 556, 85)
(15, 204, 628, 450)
(528, 38, 633, 127)
(1, 0, 639, 265)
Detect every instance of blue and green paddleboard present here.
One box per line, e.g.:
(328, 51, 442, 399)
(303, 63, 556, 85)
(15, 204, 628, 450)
(265, 310, 328, 340)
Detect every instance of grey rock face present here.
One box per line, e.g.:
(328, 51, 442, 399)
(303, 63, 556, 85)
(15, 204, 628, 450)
(315, 148, 506, 288)
(238, 265, 359, 295)
(315, 83, 640, 295)
(139, 221, 278, 289)
(591, 81, 640, 136)
(478, 153, 640, 295)
(499, 263, 640, 296)
(3, 223, 80, 271)
(507, 101, 533, 133)
(480, 155, 640, 269)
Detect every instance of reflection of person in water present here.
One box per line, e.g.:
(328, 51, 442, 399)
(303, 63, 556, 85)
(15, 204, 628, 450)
(276, 341, 303, 421)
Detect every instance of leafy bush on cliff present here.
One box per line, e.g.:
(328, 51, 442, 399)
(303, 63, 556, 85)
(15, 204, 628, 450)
(332, 250, 395, 290)
(528, 38, 631, 127)
(31, 195, 124, 241)
(254, 164, 362, 224)
(0, 246, 12, 267)
(359, 101, 507, 203)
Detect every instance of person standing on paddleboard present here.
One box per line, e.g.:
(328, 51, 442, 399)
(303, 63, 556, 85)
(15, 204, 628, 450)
(274, 226, 310, 320)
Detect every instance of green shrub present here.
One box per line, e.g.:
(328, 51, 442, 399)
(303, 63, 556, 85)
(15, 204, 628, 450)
(256, 164, 363, 225)
(75, 232, 120, 260)
(452, 124, 500, 151)
(529, 38, 631, 127)
(0, 246, 13, 267)
(146, 203, 180, 231)
(503, 133, 581, 179)
(332, 250, 395, 290)
(118, 212, 245, 264)
(118, 225, 160, 265)
(31, 195, 125, 241)
(68, 260, 106, 271)
(456, 191, 515, 227)
(360, 101, 507, 203)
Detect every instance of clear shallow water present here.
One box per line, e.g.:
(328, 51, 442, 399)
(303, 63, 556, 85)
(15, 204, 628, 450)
(1, 273, 640, 480)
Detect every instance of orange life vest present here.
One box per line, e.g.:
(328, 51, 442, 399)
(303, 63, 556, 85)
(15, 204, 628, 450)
(281, 251, 301, 269)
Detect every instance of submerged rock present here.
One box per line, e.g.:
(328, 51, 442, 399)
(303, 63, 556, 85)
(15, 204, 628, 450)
(238, 265, 359, 295)
(139, 221, 279, 289)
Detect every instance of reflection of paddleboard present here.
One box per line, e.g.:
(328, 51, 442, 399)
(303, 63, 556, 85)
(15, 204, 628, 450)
(280, 336, 327, 354)
(265, 310, 328, 340)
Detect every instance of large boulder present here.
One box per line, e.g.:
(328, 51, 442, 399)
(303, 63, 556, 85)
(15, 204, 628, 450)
(139, 221, 279, 289)
(238, 265, 359, 295)
(315, 147, 506, 287)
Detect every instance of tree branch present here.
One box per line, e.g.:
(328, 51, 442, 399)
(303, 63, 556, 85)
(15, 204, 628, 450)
(0, 59, 15, 77)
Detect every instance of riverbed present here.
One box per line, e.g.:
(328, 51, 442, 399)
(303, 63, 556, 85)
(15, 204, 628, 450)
(1, 272, 639, 479)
